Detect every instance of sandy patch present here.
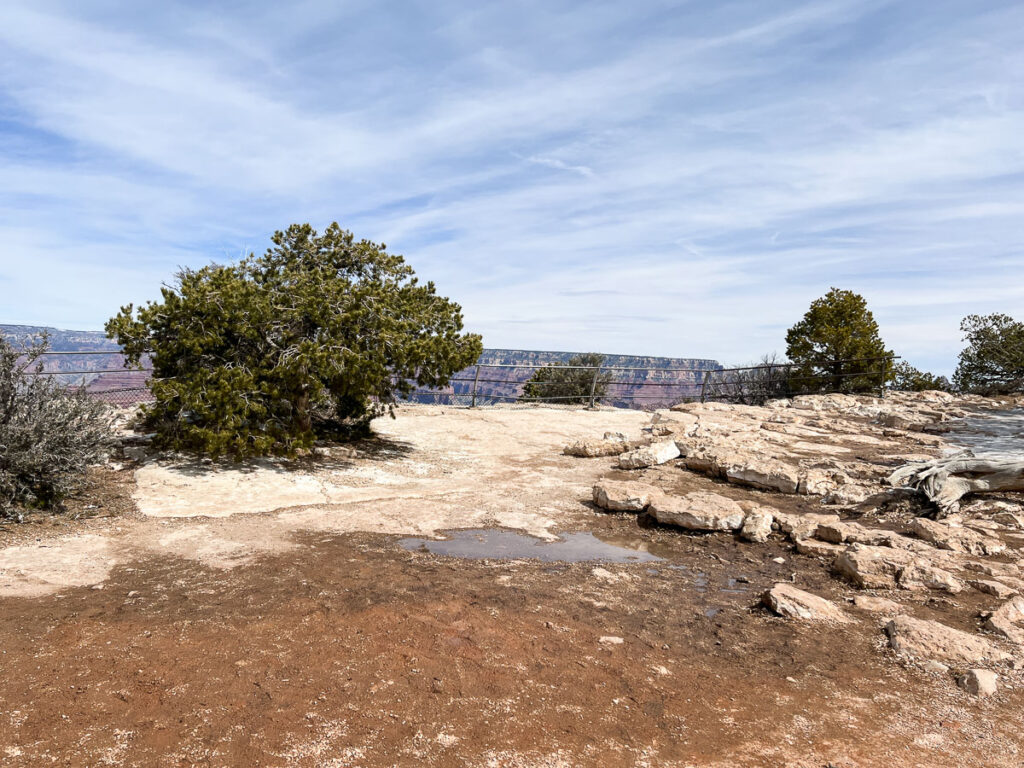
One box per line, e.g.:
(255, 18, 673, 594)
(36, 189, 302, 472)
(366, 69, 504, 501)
(0, 534, 119, 597)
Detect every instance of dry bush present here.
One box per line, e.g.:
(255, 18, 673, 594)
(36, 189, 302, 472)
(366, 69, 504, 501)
(0, 336, 115, 518)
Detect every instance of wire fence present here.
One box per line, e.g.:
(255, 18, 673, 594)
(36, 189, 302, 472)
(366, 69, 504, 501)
(24, 351, 902, 410)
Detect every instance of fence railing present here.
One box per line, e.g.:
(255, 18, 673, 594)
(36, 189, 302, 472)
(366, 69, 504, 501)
(24, 352, 900, 410)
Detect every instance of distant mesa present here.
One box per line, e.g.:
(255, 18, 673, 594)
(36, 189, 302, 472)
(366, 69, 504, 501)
(1, 325, 722, 407)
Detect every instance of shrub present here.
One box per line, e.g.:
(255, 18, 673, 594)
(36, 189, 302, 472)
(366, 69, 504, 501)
(888, 361, 951, 392)
(520, 353, 611, 405)
(0, 336, 114, 518)
(106, 222, 483, 457)
(710, 353, 792, 404)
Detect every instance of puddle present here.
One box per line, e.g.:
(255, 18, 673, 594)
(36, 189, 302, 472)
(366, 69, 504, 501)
(948, 408, 1024, 456)
(399, 529, 663, 563)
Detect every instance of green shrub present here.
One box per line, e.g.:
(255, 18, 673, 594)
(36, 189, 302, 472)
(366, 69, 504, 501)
(520, 353, 611, 405)
(107, 223, 483, 457)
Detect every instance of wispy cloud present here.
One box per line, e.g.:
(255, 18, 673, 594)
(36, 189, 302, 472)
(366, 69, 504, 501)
(1, 0, 1022, 375)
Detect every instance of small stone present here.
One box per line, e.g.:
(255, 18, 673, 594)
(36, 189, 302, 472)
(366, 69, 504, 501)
(772, 557, 787, 564)
(618, 440, 681, 469)
(127, 590, 140, 598)
(740, 509, 774, 543)
(592, 480, 661, 513)
(599, 635, 624, 645)
(922, 660, 949, 675)
(957, 669, 998, 697)
(762, 583, 852, 624)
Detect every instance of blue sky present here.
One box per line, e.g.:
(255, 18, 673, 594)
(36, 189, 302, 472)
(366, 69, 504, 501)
(1, 0, 1022, 374)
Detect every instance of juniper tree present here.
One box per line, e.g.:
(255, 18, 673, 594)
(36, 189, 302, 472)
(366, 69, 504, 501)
(520, 353, 611, 405)
(953, 313, 1024, 394)
(785, 288, 892, 393)
(107, 223, 483, 457)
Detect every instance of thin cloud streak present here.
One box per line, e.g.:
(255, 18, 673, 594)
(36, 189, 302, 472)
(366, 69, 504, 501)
(0, 0, 1022, 377)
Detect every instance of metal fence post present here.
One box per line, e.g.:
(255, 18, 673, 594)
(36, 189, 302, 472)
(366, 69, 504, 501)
(700, 370, 712, 402)
(587, 365, 601, 409)
(470, 365, 481, 408)
(879, 357, 890, 399)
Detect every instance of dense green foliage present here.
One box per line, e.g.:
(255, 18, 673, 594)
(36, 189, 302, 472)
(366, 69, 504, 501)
(107, 223, 483, 457)
(0, 336, 114, 517)
(953, 313, 1024, 394)
(888, 361, 951, 392)
(520, 353, 611, 404)
(785, 288, 892, 393)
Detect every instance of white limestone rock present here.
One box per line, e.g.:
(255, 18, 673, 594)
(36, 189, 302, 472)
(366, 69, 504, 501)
(648, 492, 745, 532)
(618, 440, 681, 470)
(762, 583, 853, 624)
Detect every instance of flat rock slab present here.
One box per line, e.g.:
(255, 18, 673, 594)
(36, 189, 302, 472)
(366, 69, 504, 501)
(648, 492, 744, 531)
(910, 518, 1005, 557)
(885, 615, 1010, 664)
(763, 583, 852, 624)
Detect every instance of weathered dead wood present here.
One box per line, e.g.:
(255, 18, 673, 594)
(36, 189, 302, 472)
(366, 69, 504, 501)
(889, 452, 1024, 517)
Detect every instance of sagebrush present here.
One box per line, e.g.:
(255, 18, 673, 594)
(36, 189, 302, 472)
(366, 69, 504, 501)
(0, 336, 114, 518)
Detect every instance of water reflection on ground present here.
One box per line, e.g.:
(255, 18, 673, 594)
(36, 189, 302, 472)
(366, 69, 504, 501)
(947, 408, 1024, 456)
(399, 528, 664, 563)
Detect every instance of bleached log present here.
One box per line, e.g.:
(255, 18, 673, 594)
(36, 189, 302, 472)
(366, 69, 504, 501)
(889, 452, 1024, 517)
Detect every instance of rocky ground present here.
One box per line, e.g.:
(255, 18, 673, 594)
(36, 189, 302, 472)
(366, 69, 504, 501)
(1, 395, 1023, 766)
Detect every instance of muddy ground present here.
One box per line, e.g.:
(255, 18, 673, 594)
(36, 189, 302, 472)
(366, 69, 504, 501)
(0, 405, 1021, 767)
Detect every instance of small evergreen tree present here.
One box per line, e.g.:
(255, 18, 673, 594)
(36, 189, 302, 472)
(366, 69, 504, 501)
(889, 361, 950, 392)
(953, 313, 1024, 394)
(107, 223, 483, 457)
(520, 353, 611, 405)
(0, 336, 114, 517)
(785, 288, 892, 393)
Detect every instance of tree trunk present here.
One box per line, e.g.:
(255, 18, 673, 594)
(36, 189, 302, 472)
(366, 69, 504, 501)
(889, 452, 1024, 517)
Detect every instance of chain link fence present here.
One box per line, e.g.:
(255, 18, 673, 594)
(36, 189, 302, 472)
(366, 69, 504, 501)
(27, 352, 901, 411)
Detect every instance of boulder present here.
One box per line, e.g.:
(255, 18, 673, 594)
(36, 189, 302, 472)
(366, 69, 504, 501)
(725, 458, 800, 494)
(896, 562, 964, 594)
(833, 544, 915, 589)
(740, 509, 774, 543)
(618, 440, 680, 470)
(795, 538, 846, 558)
(592, 481, 660, 513)
(564, 438, 631, 458)
(762, 583, 852, 624)
(885, 616, 1010, 664)
(958, 669, 998, 697)
(648, 492, 745, 532)
(909, 518, 1005, 557)
(774, 512, 841, 542)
